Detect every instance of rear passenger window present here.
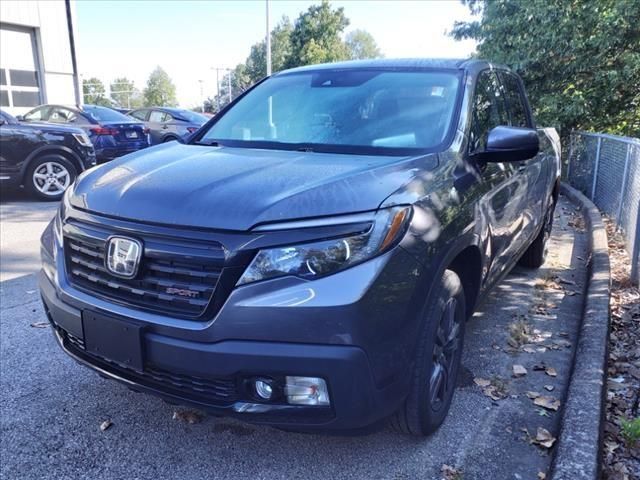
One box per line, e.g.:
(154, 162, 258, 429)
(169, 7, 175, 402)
(130, 110, 148, 121)
(469, 71, 508, 154)
(500, 73, 529, 127)
(149, 110, 167, 122)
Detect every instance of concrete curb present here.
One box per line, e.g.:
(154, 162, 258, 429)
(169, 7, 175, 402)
(551, 184, 611, 479)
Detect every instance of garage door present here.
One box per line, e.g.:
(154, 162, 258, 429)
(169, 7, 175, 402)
(0, 25, 43, 113)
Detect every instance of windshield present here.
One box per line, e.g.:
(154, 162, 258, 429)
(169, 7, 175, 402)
(83, 106, 132, 122)
(198, 69, 460, 155)
(174, 110, 208, 124)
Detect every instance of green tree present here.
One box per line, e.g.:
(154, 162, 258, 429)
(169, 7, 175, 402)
(245, 16, 294, 82)
(451, 0, 640, 138)
(286, 0, 350, 68)
(82, 77, 111, 106)
(143, 66, 177, 107)
(345, 29, 382, 60)
(110, 77, 142, 109)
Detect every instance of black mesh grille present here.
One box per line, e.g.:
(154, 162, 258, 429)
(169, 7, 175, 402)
(55, 326, 238, 405)
(63, 219, 225, 319)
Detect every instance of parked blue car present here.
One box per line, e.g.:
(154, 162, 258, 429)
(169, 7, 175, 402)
(128, 107, 208, 145)
(19, 104, 149, 163)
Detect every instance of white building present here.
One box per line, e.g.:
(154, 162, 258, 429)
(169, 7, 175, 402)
(0, 0, 81, 115)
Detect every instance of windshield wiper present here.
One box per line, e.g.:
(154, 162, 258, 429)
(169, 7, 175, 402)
(196, 139, 222, 146)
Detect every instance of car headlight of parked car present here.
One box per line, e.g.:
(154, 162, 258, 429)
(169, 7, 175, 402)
(72, 132, 92, 147)
(237, 206, 412, 286)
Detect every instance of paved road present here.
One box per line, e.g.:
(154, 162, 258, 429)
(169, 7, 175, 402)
(0, 190, 588, 480)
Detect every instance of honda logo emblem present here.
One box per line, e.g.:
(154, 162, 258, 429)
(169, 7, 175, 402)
(105, 236, 142, 279)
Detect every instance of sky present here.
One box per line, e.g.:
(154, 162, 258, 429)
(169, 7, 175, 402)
(76, 0, 477, 108)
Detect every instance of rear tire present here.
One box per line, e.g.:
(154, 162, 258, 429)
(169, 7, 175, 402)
(25, 154, 77, 201)
(519, 197, 556, 268)
(390, 269, 466, 436)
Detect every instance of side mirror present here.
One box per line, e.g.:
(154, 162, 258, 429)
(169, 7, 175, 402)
(473, 126, 539, 163)
(0, 119, 5, 126)
(15, 115, 24, 121)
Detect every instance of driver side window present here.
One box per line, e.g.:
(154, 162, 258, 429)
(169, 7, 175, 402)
(23, 107, 46, 122)
(469, 71, 508, 154)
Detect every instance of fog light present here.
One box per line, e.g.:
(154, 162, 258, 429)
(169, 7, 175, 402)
(285, 376, 330, 406)
(254, 379, 273, 400)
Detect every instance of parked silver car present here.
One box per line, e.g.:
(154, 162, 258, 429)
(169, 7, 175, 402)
(128, 107, 208, 145)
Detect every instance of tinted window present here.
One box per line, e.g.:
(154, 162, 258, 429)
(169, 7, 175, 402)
(0, 91, 8, 107)
(174, 110, 208, 124)
(10, 69, 38, 88)
(23, 107, 47, 121)
(500, 72, 529, 127)
(199, 70, 461, 154)
(149, 110, 169, 122)
(0, 70, 6, 86)
(129, 109, 148, 121)
(12, 91, 40, 108)
(49, 107, 78, 124)
(469, 71, 508, 154)
(83, 106, 131, 122)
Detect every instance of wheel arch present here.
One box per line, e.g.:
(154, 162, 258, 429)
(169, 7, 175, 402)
(20, 146, 83, 183)
(422, 233, 485, 320)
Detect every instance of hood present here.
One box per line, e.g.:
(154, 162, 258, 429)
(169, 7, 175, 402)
(70, 143, 437, 231)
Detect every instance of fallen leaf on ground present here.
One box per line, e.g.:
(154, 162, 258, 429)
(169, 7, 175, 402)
(534, 395, 561, 411)
(534, 427, 556, 449)
(544, 385, 555, 391)
(513, 364, 527, 377)
(526, 391, 540, 399)
(538, 471, 547, 479)
(545, 367, 558, 377)
(441, 464, 462, 480)
(473, 378, 491, 388)
(99, 420, 113, 431)
(172, 409, 204, 424)
(30, 322, 49, 328)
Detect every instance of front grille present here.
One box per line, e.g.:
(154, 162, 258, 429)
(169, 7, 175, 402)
(56, 326, 238, 405)
(63, 219, 225, 318)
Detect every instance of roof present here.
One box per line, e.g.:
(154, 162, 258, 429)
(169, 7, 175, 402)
(277, 58, 489, 75)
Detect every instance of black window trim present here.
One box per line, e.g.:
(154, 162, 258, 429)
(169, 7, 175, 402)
(496, 70, 535, 129)
(467, 68, 510, 155)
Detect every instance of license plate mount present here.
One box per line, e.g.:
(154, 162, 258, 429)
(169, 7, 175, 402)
(82, 311, 143, 372)
(125, 131, 138, 139)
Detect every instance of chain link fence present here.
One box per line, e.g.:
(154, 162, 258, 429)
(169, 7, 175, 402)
(566, 131, 640, 284)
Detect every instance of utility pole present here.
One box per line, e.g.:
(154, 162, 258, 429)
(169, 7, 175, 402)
(216, 68, 220, 111)
(266, 0, 271, 76)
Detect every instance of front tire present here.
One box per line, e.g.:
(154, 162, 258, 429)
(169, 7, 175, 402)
(25, 154, 77, 201)
(390, 269, 466, 436)
(519, 197, 556, 268)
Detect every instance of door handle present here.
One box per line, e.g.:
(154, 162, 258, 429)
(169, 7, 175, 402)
(162, 125, 168, 129)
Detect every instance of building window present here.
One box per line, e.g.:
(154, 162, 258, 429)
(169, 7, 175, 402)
(0, 26, 43, 111)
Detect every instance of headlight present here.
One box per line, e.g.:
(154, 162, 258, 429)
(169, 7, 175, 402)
(237, 206, 411, 286)
(72, 132, 92, 147)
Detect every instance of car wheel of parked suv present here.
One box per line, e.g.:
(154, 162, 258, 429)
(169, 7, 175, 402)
(26, 154, 77, 201)
(390, 269, 466, 436)
(519, 197, 556, 268)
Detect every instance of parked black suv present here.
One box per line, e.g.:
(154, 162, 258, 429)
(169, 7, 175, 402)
(0, 110, 96, 200)
(40, 59, 560, 435)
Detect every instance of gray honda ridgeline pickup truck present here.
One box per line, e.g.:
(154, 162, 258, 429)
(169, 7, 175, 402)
(40, 59, 560, 435)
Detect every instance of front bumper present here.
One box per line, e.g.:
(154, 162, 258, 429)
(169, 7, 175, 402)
(40, 258, 420, 430)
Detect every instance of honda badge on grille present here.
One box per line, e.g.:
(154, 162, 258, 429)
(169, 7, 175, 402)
(105, 236, 142, 279)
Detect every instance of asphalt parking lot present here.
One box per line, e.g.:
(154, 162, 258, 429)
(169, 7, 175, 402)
(1, 189, 588, 480)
